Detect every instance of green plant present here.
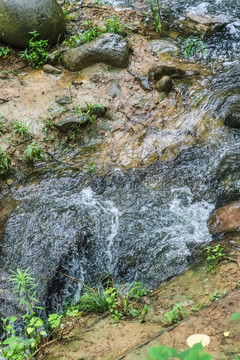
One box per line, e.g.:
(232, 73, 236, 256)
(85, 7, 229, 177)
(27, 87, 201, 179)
(105, 16, 123, 34)
(20, 31, 49, 69)
(1, 269, 63, 360)
(150, 0, 162, 32)
(162, 302, 186, 324)
(87, 162, 96, 173)
(204, 243, 225, 272)
(143, 343, 213, 360)
(25, 143, 44, 162)
(0, 147, 11, 175)
(0, 45, 10, 58)
(184, 37, 209, 58)
(79, 286, 109, 314)
(209, 290, 224, 302)
(74, 103, 105, 124)
(77, 281, 150, 322)
(12, 120, 31, 138)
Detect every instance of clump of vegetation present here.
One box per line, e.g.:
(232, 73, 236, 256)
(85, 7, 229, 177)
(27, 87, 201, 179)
(0, 147, 11, 176)
(184, 37, 209, 58)
(77, 281, 150, 322)
(162, 302, 186, 324)
(0, 45, 10, 58)
(0, 268, 62, 360)
(144, 343, 213, 360)
(20, 31, 49, 69)
(25, 143, 44, 162)
(105, 16, 123, 34)
(210, 290, 223, 302)
(204, 243, 225, 272)
(74, 103, 105, 123)
(87, 162, 96, 174)
(63, 17, 123, 48)
(12, 120, 31, 138)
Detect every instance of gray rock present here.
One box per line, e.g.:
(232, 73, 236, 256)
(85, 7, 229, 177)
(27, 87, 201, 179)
(148, 40, 181, 57)
(42, 64, 62, 75)
(55, 95, 72, 105)
(62, 33, 130, 72)
(180, 12, 227, 37)
(0, 0, 65, 49)
(155, 76, 173, 93)
(55, 105, 107, 132)
(107, 80, 122, 98)
(136, 76, 151, 91)
(55, 115, 89, 132)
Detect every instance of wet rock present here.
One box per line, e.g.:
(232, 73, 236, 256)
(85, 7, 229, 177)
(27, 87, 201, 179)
(149, 65, 186, 82)
(55, 115, 89, 132)
(136, 75, 151, 91)
(55, 95, 72, 105)
(180, 12, 227, 37)
(208, 201, 240, 236)
(42, 64, 62, 75)
(0, 0, 65, 49)
(55, 106, 107, 132)
(224, 109, 240, 129)
(148, 40, 181, 57)
(62, 33, 130, 72)
(155, 76, 173, 93)
(215, 154, 240, 207)
(107, 80, 122, 98)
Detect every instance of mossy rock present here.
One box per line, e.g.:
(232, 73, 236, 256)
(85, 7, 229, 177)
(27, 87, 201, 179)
(0, 0, 65, 49)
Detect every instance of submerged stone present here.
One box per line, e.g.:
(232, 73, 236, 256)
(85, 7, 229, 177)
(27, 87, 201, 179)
(0, 0, 66, 49)
(62, 33, 130, 72)
(155, 76, 173, 93)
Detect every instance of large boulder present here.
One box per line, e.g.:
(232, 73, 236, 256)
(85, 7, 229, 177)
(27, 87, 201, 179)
(208, 201, 240, 236)
(62, 33, 130, 72)
(0, 0, 65, 49)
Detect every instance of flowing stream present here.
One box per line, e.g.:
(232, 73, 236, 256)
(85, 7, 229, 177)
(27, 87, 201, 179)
(0, 0, 240, 315)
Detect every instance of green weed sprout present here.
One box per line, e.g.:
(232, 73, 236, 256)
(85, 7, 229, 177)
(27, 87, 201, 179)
(0, 147, 11, 176)
(13, 120, 31, 138)
(20, 31, 49, 69)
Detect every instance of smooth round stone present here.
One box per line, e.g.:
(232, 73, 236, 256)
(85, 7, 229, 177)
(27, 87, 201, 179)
(0, 0, 65, 49)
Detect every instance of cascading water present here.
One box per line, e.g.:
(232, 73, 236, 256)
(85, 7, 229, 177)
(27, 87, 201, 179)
(0, 0, 240, 317)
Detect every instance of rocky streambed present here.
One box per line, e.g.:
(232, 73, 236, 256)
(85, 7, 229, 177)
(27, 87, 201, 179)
(0, 1, 240, 357)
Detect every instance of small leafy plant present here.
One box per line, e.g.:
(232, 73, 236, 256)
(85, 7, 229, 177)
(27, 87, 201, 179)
(0, 147, 11, 175)
(162, 302, 186, 324)
(143, 343, 213, 360)
(25, 143, 44, 162)
(20, 31, 49, 69)
(74, 103, 105, 124)
(0, 45, 10, 58)
(78, 281, 150, 322)
(13, 120, 31, 138)
(210, 290, 222, 302)
(204, 243, 225, 272)
(184, 37, 209, 58)
(105, 16, 123, 34)
(0, 268, 62, 360)
(87, 162, 96, 174)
